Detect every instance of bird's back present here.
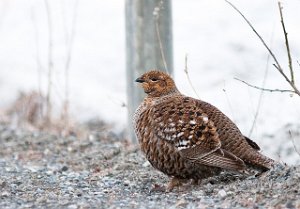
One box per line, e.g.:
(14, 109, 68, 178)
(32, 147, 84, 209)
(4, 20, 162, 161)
(194, 98, 274, 170)
(133, 70, 275, 190)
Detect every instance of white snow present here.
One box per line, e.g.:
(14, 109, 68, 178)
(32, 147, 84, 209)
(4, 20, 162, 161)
(0, 0, 300, 163)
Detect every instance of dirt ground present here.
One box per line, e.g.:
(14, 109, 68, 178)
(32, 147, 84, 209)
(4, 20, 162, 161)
(0, 124, 299, 209)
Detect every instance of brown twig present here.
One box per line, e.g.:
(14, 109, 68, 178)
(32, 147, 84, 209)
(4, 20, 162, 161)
(273, 64, 300, 96)
(278, 2, 294, 84)
(224, 1, 282, 72)
(225, 0, 300, 97)
(61, 0, 79, 127)
(234, 78, 295, 94)
(154, 1, 169, 74)
(44, 0, 53, 124)
(31, 7, 44, 121)
(184, 54, 200, 99)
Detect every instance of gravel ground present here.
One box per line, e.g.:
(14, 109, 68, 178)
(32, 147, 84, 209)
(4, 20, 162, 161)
(0, 124, 300, 209)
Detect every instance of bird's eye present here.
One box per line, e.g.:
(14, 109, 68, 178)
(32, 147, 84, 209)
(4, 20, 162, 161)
(151, 78, 158, 82)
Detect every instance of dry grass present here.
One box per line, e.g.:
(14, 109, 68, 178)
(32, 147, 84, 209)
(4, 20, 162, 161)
(0, 91, 83, 137)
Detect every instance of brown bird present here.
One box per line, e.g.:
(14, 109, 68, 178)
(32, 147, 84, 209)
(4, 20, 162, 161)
(133, 70, 275, 191)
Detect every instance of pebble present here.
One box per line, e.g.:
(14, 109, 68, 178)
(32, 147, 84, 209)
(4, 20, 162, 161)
(218, 189, 227, 198)
(1, 191, 10, 197)
(142, 161, 150, 167)
(68, 204, 78, 209)
(0, 180, 6, 188)
(61, 166, 69, 172)
(0, 124, 299, 209)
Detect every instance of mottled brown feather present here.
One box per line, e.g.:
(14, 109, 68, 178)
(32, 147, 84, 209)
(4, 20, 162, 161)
(133, 70, 275, 190)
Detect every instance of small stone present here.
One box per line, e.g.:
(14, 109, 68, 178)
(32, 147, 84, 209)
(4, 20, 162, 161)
(123, 180, 131, 186)
(175, 198, 187, 207)
(68, 204, 78, 209)
(0, 180, 6, 188)
(142, 161, 150, 167)
(44, 148, 50, 155)
(218, 189, 227, 198)
(1, 191, 10, 197)
(88, 134, 95, 141)
(286, 201, 295, 209)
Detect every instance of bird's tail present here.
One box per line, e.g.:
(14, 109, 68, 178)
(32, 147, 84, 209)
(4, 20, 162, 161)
(244, 150, 276, 171)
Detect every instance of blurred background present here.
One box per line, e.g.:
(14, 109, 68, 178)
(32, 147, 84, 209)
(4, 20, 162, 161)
(0, 0, 299, 164)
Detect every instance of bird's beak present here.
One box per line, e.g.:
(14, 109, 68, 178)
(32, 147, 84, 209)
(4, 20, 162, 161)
(135, 77, 145, 83)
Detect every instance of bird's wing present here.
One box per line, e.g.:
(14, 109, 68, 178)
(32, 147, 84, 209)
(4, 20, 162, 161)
(181, 146, 246, 171)
(192, 98, 261, 152)
(150, 96, 246, 171)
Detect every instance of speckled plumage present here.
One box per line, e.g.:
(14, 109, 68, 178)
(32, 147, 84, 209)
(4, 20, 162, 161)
(133, 70, 275, 191)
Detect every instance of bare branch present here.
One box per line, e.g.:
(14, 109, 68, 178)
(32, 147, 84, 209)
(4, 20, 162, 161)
(278, 2, 294, 84)
(225, 0, 300, 97)
(184, 54, 200, 99)
(234, 77, 295, 94)
(31, 6, 44, 121)
(154, 1, 169, 74)
(155, 22, 168, 73)
(225, 1, 283, 73)
(62, 0, 79, 127)
(44, 0, 53, 125)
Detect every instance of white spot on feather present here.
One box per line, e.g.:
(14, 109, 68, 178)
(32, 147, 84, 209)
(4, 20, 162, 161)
(154, 118, 160, 123)
(169, 127, 176, 132)
(179, 140, 188, 146)
(157, 131, 163, 137)
(164, 128, 170, 133)
(203, 116, 208, 122)
(177, 132, 184, 137)
(169, 122, 175, 127)
(176, 140, 190, 150)
(189, 120, 196, 125)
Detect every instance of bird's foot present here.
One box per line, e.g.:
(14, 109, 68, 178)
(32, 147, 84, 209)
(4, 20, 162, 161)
(165, 177, 190, 192)
(191, 179, 201, 185)
(150, 183, 166, 192)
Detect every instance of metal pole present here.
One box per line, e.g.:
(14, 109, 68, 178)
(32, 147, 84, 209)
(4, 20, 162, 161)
(125, 0, 173, 142)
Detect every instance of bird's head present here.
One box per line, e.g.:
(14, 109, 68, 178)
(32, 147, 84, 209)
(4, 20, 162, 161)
(135, 70, 178, 97)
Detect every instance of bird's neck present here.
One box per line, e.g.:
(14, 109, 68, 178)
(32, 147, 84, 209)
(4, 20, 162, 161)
(146, 88, 180, 100)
